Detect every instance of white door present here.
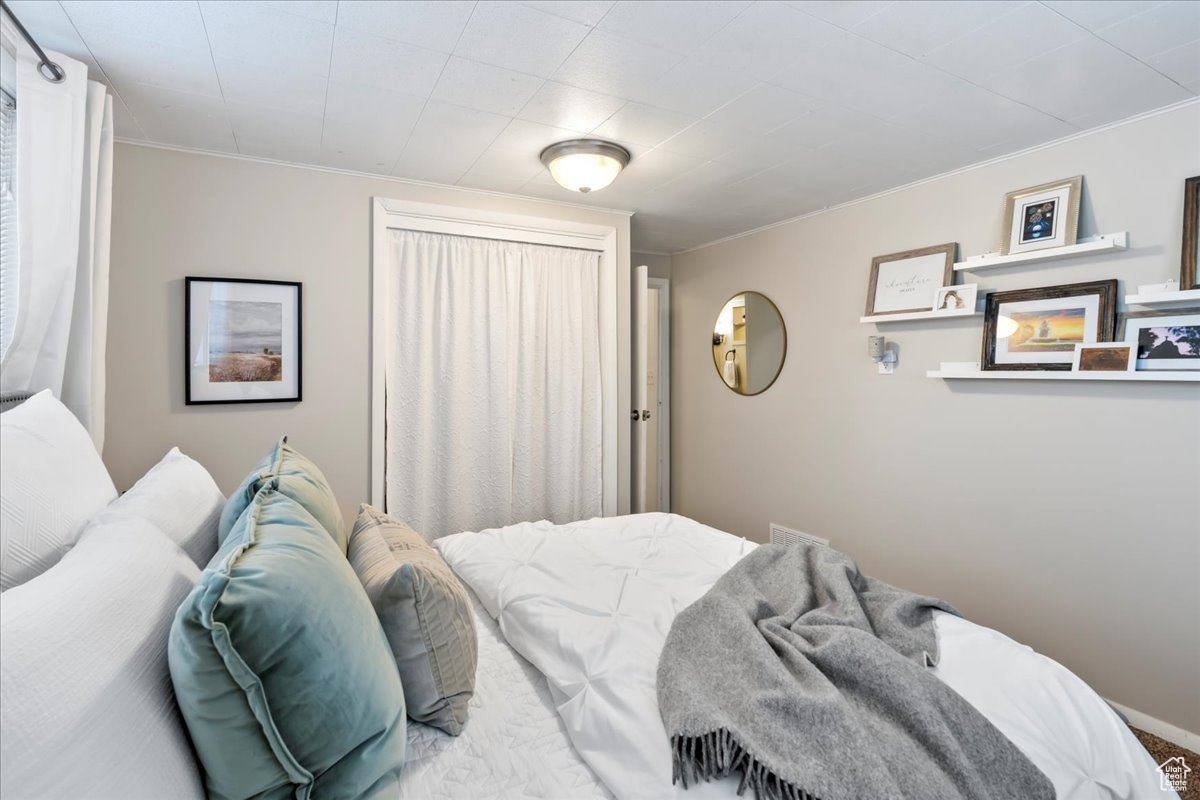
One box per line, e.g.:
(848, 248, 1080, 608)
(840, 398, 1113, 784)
(648, 278, 670, 512)
(631, 265, 649, 513)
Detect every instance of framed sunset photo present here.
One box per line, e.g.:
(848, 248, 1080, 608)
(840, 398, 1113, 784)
(185, 277, 302, 404)
(982, 280, 1118, 371)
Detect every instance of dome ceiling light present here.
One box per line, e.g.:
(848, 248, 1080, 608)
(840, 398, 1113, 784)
(539, 139, 631, 194)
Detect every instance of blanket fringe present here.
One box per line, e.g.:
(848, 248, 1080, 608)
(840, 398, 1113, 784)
(671, 730, 820, 800)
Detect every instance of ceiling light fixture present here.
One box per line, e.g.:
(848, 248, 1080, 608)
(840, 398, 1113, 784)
(540, 139, 630, 194)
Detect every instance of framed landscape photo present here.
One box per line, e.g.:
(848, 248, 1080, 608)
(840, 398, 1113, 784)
(864, 242, 956, 316)
(185, 277, 302, 404)
(1072, 343, 1135, 372)
(1181, 175, 1199, 289)
(1117, 307, 1200, 372)
(933, 283, 977, 313)
(1000, 175, 1082, 256)
(982, 280, 1117, 371)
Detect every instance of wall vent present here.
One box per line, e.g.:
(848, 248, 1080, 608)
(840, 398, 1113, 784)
(769, 523, 829, 549)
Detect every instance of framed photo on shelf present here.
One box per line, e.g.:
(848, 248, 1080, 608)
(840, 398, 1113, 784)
(864, 242, 956, 317)
(982, 280, 1117, 371)
(185, 277, 302, 405)
(1117, 307, 1200, 372)
(1181, 175, 1199, 289)
(1072, 343, 1135, 372)
(1000, 175, 1082, 256)
(933, 283, 977, 313)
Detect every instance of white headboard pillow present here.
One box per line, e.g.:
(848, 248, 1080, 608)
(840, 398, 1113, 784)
(0, 390, 117, 591)
(90, 447, 224, 567)
(0, 518, 205, 799)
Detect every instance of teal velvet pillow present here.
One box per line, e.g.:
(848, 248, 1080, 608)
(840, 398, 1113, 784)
(218, 436, 345, 552)
(170, 488, 406, 800)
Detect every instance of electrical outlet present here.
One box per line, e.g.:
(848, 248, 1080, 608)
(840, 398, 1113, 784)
(769, 523, 830, 549)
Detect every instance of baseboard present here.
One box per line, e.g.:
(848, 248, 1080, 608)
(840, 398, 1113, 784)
(1107, 698, 1200, 752)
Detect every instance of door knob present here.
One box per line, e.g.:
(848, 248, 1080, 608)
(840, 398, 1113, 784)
(630, 410, 640, 421)
(642, 410, 651, 421)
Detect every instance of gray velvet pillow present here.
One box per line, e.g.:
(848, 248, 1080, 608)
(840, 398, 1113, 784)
(348, 505, 477, 735)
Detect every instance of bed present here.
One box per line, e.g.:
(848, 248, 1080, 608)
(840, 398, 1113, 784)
(428, 513, 1169, 800)
(399, 590, 611, 799)
(0, 394, 1172, 800)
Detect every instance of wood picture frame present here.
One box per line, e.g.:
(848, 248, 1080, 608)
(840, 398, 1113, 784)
(1116, 306, 1200, 371)
(185, 277, 303, 405)
(1181, 175, 1199, 289)
(1072, 343, 1135, 372)
(982, 279, 1117, 371)
(1000, 175, 1082, 256)
(864, 242, 956, 317)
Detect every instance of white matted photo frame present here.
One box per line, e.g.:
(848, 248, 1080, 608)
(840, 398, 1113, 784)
(185, 277, 302, 404)
(1072, 343, 1135, 372)
(1000, 175, 1082, 256)
(1117, 306, 1200, 372)
(982, 280, 1117, 371)
(864, 242, 956, 316)
(933, 284, 977, 313)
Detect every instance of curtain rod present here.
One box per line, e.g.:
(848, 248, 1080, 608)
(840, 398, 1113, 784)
(0, 0, 64, 83)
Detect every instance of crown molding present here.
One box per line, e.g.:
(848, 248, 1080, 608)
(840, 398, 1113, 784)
(113, 138, 635, 218)
(672, 97, 1200, 256)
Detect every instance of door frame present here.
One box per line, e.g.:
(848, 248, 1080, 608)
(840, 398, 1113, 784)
(370, 197, 622, 516)
(648, 277, 670, 512)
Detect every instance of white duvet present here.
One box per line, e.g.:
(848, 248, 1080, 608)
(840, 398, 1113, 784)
(437, 513, 1169, 800)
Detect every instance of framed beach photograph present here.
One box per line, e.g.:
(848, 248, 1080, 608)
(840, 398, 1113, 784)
(1000, 175, 1082, 256)
(1117, 307, 1200, 372)
(864, 242, 956, 316)
(1181, 175, 1199, 289)
(932, 284, 977, 313)
(982, 280, 1117, 371)
(1072, 343, 1135, 372)
(185, 277, 302, 404)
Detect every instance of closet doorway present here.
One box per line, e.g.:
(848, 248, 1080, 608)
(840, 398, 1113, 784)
(370, 198, 623, 537)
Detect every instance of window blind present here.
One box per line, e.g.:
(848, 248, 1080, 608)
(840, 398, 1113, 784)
(0, 89, 16, 361)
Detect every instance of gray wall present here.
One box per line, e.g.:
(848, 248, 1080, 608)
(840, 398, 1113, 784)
(634, 251, 672, 280)
(106, 144, 631, 525)
(670, 104, 1200, 734)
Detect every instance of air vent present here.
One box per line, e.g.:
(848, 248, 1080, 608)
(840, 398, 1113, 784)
(769, 523, 829, 549)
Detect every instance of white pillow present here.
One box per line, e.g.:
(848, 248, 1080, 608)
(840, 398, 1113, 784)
(0, 390, 117, 591)
(91, 447, 224, 567)
(0, 518, 206, 800)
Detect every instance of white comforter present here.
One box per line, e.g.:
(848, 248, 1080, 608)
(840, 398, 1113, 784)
(437, 513, 1168, 800)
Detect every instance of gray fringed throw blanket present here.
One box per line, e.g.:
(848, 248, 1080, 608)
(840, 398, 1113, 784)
(656, 544, 1053, 800)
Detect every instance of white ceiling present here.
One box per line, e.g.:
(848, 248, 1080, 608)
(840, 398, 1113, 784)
(8, 0, 1199, 252)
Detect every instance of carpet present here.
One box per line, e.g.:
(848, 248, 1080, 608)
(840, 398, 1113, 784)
(1133, 726, 1198, 800)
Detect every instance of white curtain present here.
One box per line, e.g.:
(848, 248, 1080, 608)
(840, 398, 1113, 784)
(0, 36, 111, 450)
(386, 230, 603, 538)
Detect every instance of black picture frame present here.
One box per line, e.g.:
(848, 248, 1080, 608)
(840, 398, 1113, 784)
(982, 279, 1118, 371)
(185, 277, 303, 405)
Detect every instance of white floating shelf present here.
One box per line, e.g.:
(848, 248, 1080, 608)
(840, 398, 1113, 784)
(860, 309, 980, 324)
(927, 369, 1200, 382)
(953, 232, 1128, 271)
(1123, 288, 1200, 307)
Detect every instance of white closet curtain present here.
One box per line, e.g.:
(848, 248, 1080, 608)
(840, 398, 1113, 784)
(0, 38, 111, 449)
(386, 230, 603, 538)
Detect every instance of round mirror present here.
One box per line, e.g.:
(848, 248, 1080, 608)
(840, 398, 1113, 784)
(711, 292, 786, 396)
